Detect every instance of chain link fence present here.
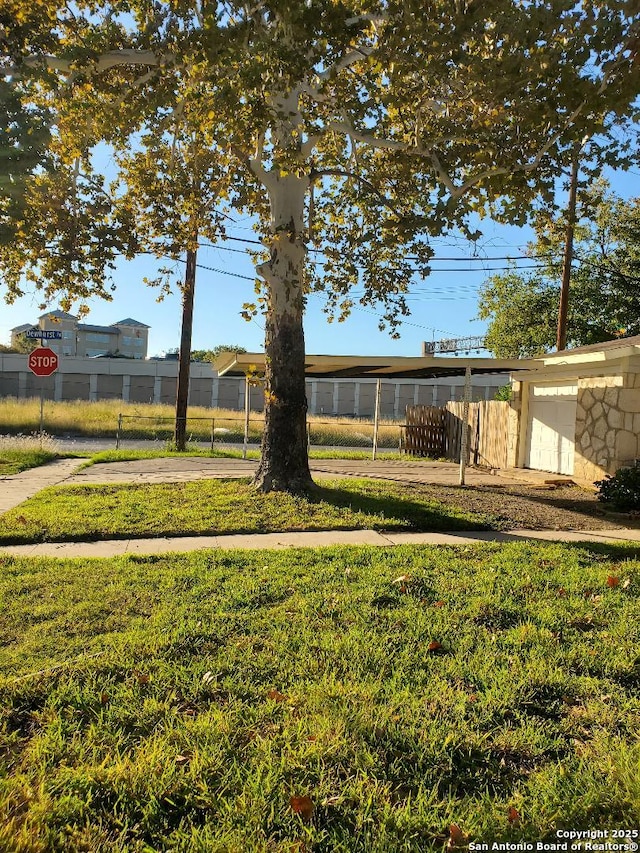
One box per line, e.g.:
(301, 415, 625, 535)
(115, 414, 264, 452)
(0, 397, 409, 458)
(307, 419, 403, 452)
(114, 414, 406, 456)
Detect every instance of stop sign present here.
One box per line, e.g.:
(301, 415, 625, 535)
(28, 347, 59, 377)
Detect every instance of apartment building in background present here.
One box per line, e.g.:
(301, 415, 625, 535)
(10, 311, 150, 359)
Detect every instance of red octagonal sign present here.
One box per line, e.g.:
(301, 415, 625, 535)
(28, 347, 59, 377)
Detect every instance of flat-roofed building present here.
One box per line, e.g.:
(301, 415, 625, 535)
(10, 312, 150, 358)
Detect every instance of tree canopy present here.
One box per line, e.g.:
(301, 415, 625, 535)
(2, 0, 640, 489)
(477, 182, 640, 357)
(191, 345, 247, 363)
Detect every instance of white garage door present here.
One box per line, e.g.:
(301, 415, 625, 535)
(525, 382, 578, 475)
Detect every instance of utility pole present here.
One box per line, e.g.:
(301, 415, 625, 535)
(175, 240, 197, 451)
(556, 150, 580, 352)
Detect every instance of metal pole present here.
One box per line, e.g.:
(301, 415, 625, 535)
(210, 418, 215, 452)
(459, 367, 472, 486)
(242, 376, 250, 460)
(556, 149, 579, 352)
(116, 413, 122, 450)
(372, 377, 382, 461)
(39, 332, 45, 442)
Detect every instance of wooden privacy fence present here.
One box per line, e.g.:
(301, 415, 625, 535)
(402, 401, 510, 469)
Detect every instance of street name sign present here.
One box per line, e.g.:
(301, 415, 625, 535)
(25, 329, 63, 339)
(28, 347, 59, 377)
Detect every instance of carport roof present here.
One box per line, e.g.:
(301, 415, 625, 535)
(540, 334, 640, 363)
(213, 351, 537, 380)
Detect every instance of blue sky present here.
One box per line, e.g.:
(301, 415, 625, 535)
(2, 168, 639, 358)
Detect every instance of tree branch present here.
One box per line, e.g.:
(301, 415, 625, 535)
(3, 49, 166, 77)
(316, 46, 374, 82)
(345, 14, 387, 28)
(310, 167, 401, 214)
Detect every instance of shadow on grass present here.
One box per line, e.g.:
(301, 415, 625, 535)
(308, 483, 491, 532)
(0, 481, 493, 545)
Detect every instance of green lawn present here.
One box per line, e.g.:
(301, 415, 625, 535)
(0, 478, 490, 544)
(0, 542, 638, 851)
(0, 448, 59, 476)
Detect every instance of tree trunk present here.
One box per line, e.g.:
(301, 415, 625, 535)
(175, 244, 197, 451)
(252, 173, 314, 493)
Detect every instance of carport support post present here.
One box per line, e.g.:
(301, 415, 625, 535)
(372, 378, 382, 460)
(242, 375, 250, 460)
(459, 367, 472, 486)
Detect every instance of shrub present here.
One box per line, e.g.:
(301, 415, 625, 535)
(595, 462, 640, 511)
(494, 384, 513, 401)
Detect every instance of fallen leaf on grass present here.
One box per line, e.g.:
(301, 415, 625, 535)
(622, 577, 631, 589)
(99, 692, 109, 705)
(607, 575, 620, 588)
(134, 671, 150, 685)
(427, 641, 444, 653)
(290, 795, 314, 822)
(175, 755, 190, 766)
(507, 806, 521, 825)
(392, 575, 410, 584)
(433, 600, 446, 608)
(267, 689, 287, 702)
(447, 823, 467, 849)
(202, 671, 216, 685)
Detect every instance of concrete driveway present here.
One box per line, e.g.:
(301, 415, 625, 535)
(67, 456, 531, 487)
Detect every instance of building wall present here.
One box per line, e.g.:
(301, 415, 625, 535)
(0, 354, 506, 418)
(573, 366, 640, 482)
(507, 357, 640, 484)
(11, 317, 149, 359)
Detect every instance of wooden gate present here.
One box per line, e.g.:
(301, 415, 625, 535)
(402, 405, 446, 457)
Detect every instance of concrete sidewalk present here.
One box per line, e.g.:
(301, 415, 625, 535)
(67, 456, 535, 486)
(2, 525, 640, 558)
(0, 458, 85, 515)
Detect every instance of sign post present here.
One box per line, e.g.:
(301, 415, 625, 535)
(27, 338, 60, 438)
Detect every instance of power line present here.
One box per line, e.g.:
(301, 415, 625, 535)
(201, 237, 557, 265)
(197, 241, 551, 274)
(160, 254, 255, 281)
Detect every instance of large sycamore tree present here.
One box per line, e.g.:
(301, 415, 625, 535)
(2, 0, 640, 491)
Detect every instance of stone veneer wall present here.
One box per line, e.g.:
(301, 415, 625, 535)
(573, 370, 640, 484)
